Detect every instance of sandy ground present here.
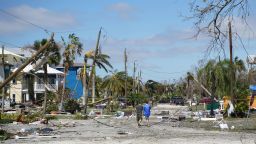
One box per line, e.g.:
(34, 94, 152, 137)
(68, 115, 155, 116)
(3, 104, 256, 144)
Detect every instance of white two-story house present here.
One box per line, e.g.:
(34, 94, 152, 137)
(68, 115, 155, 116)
(10, 64, 63, 103)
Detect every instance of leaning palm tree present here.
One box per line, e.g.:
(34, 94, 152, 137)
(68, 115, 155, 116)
(82, 50, 113, 114)
(60, 34, 83, 111)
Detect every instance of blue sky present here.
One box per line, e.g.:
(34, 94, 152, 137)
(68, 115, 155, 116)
(0, 0, 256, 82)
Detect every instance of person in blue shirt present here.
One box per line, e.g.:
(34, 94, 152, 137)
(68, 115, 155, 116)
(143, 100, 151, 127)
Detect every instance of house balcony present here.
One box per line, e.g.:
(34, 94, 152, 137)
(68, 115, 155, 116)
(22, 83, 57, 92)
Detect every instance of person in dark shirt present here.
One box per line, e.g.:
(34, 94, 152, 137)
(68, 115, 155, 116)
(136, 103, 143, 126)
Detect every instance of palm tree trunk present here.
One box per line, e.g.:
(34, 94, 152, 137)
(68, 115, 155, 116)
(28, 74, 35, 104)
(83, 62, 88, 114)
(43, 64, 48, 115)
(60, 64, 67, 111)
(92, 68, 95, 103)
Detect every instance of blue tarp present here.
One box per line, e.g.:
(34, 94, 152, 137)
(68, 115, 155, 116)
(250, 85, 256, 91)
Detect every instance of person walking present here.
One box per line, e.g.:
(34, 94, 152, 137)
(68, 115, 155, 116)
(136, 103, 143, 126)
(143, 100, 151, 127)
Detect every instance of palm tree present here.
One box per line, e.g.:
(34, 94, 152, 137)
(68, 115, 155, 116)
(196, 57, 246, 102)
(82, 50, 112, 114)
(35, 39, 61, 114)
(25, 39, 61, 114)
(101, 71, 125, 100)
(60, 33, 83, 111)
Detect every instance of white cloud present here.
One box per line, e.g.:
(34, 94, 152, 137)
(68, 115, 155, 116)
(0, 5, 76, 33)
(100, 29, 205, 66)
(107, 2, 136, 20)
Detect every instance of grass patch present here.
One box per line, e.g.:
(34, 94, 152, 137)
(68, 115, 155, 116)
(74, 113, 87, 120)
(0, 119, 13, 124)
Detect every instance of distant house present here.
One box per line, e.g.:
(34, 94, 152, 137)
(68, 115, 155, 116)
(0, 48, 25, 82)
(10, 64, 64, 103)
(56, 63, 83, 99)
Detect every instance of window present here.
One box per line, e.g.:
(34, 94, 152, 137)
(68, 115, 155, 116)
(12, 79, 16, 84)
(12, 94, 16, 102)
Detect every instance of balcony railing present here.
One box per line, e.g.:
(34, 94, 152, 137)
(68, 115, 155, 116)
(22, 84, 57, 91)
(35, 84, 57, 91)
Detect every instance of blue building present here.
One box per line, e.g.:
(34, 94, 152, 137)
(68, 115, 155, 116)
(56, 63, 83, 99)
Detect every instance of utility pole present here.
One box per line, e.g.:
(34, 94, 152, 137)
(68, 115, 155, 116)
(124, 48, 128, 98)
(137, 70, 141, 94)
(229, 21, 233, 65)
(132, 61, 136, 93)
(228, 21, 234, 104)
(1, 45, 5, 113)
(0, 33, 54, 90)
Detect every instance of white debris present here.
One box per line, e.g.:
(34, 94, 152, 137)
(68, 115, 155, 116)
(219, 123, 229, 129)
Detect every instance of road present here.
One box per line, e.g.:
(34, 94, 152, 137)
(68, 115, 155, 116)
(4, 104, 256, 144)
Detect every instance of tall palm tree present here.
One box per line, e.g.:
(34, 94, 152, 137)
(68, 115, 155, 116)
(82, 50, 112, 114)
(34, 39, 61, 114)
(60, 33, 83, 111)
(25, 39, 61, 114)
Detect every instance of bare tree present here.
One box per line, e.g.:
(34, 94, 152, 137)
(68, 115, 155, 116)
(188, 0, 249, 55)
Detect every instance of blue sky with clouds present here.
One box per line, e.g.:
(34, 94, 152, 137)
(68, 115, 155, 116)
(0, 0, 256, 82)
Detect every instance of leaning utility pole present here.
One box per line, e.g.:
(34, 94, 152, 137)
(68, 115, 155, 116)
(1, 45, 5, 113)
(228, 21, 234, 104)
(124, 48, 128, 98)
(0, 33, 54, 90)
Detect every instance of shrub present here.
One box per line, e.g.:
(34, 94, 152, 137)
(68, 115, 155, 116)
(64, 99, 81, 114)
(0, 114, 19, 121)
(0, 130, 9, 141)
(46, 103, 58, 114)
(235, 101, 248, 118)
(128, 93, 147, 107)
(24, 112, 42, 123)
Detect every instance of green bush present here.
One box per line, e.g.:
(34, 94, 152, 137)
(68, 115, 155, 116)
(46, 103, 58, 113)
(24, 112, 42, 123)
(235, 101, 248, 118)
(0, 119, 14, 124)
(0, 113, 19, 121)
(0, 130, 9, 141)
(64, 99, 81, 114)
(128, 93, 147, 107)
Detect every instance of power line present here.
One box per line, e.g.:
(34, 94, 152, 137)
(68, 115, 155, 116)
(0, 9, 50, 34)
(142, 67, 186, 75)
(0, 40, 22, 48)
(235, 32, 250, 57)
(0, 8, 93, 35)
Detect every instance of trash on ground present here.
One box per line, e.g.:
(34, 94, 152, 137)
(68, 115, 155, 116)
(115, 111, 125, 119)
(117, 130, 132, 135)
(15, 135, 59, 139)
(200, 118, 216, 121)
(219, 123, 229, 130)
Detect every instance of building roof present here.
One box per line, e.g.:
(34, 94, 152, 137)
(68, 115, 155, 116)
(0, 48, 25, 59)
(12, 64, 64, 75)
